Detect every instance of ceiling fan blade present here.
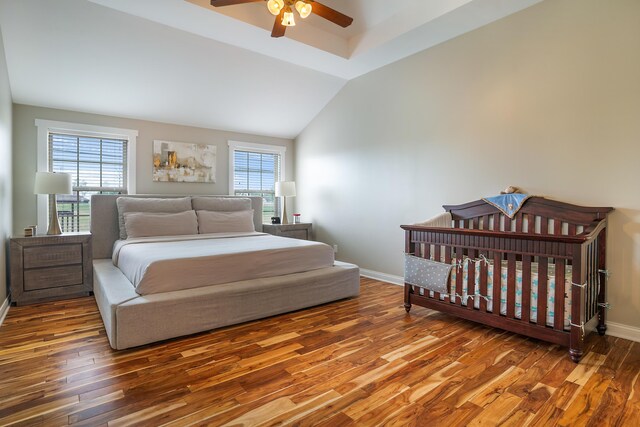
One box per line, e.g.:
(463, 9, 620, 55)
(271, 10, 286, 38)
(311, 1, 353, 28)
(210, 0, 262, 7)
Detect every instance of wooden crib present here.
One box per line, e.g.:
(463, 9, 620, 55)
(401, 197, 612, 362)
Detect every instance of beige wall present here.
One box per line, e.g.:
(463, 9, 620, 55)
(12, 104, 294, 235)
(0, 29, 12, 307)
(296, 0, 640, 329)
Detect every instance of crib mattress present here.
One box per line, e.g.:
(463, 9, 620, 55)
(419, 259, 573, 330)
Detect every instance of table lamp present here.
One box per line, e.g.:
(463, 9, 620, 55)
(275, 181, 296, 224)
(34, 171, 72, 235)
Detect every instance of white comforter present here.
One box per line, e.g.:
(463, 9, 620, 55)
(113, 232, 335, 295)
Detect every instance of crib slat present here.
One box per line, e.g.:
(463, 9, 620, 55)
(571, 243, 585, 359)
(540, 216, 548, 235)
(553, 220, 562, 236)
(456, 246, 463, 306)
(522, 255, 532, 323)
(597, 231, 607, 333)
(493, 213, 500, 231)
(583, 245, 591, 320)
(481, 215, 489, 230)
(433, 244, 442, 301)
(479, 251, 488, 312)
(506, 253, 516, 319)
(588, 240, 593, 319)
(467, 248, 476, 310)
(472, 217, 479, 230)
(537, 257, 548, 327)
(423, 241, 431, 259)
(568, 223, 577, 236)
(504, 216, 512, 232)
(493, 252, 501, 316)
(445, 245, 453, 301)
(554, 259, 565, 331)
(515, 213, 523, 233)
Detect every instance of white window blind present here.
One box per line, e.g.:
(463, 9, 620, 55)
(48, 132, 128, 232)
(232, 150, 281, 223)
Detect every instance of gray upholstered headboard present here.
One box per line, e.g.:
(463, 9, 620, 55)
(90, 194, 264, 259)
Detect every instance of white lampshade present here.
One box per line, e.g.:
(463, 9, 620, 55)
(267, 0, 284, 15)
(34, 172, 72, 195)
(295, 1, 312, 18)
(275, 181, 296, 197)
(282, 9, 296, 26)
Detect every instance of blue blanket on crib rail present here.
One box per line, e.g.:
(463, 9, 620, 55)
(482, 193, 531, 218)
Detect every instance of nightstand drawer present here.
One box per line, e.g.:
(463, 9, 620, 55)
(262, 223, 312, 240)
(23, 244, 83, 269)
(24, 265, 84, 291)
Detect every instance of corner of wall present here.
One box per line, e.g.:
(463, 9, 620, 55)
(0, 25, 14, 309)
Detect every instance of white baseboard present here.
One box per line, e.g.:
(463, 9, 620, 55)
(0, 297, 9, 327)
(360, 269, 404, 286)
(606, 321, 640, 343)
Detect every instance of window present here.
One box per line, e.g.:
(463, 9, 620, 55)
(228, 141, 287, 223)
(36, 120, 137, 233)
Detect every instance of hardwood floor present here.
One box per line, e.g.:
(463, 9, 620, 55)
(0, 278, 638, 426)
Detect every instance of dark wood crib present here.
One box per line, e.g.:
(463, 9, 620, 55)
(401, 197, 613, 362)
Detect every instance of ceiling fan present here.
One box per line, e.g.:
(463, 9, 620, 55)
(210, 0, 353, 38)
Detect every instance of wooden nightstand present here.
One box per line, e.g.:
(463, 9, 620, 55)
(10, 233, 93, 305)
(262, 223, 312, 240)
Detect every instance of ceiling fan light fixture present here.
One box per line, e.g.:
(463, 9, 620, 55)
(295, 1, 312, 19)
(267, 0, 284, 16)
(282, 7, 296, 26)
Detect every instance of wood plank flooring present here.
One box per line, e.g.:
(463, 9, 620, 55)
(0, 278, 638, 426)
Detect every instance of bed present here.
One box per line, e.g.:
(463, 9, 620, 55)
(91, 194, 360, 350)
(401, 197, 612, 362)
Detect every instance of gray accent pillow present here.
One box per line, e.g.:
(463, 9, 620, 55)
(123, 211, 198, 238)
(192, 197, 252, 212)
(196, 210, 255, 234)
(116, 197, 192, 239)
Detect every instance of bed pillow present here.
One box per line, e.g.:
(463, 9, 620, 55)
(196, 210, 255, 234)
(116, 197, 192, 239)
(123, 211, 198, 238)
(191, 196, 252, 212)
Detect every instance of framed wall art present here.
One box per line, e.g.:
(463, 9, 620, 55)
(152, 140, 216, 183)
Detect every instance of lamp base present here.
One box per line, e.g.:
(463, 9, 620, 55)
(282, 197, 289, 224)
(47, 194, 63, 235)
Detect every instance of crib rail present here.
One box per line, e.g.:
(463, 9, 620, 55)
(442, 196, 611, 239)
(401, 219, 606, 258)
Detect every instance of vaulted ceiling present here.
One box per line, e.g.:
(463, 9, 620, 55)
(0, 0, 541, 138)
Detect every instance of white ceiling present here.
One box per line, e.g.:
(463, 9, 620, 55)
(0, 0, 541, 139)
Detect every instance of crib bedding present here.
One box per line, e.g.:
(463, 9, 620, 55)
(418, 258, 573, 329)
(114, 233, 335, 295)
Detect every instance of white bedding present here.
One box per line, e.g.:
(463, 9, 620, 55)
(113, 233, 335, 295)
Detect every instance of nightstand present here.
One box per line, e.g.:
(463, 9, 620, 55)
(262, 223, 312, 240)
(9, 233, 93, 305)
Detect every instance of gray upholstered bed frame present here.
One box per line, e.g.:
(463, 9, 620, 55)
(90, 194, 360, 350)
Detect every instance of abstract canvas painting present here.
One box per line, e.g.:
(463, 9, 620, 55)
(152, 140, 216, 183)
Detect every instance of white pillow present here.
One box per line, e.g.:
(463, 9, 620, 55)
(123, 211, 198, 238)
(116, 197, 192, 239)
(196, 210, 255, 234)
(192, 197, 252, 212)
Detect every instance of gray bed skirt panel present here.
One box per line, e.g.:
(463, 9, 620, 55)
(94, 259, 360, 350)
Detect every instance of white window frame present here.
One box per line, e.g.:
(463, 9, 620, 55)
(228, 141, 287, 194)
(228, 140, 287, 217)
(35, 119, 138, 232)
